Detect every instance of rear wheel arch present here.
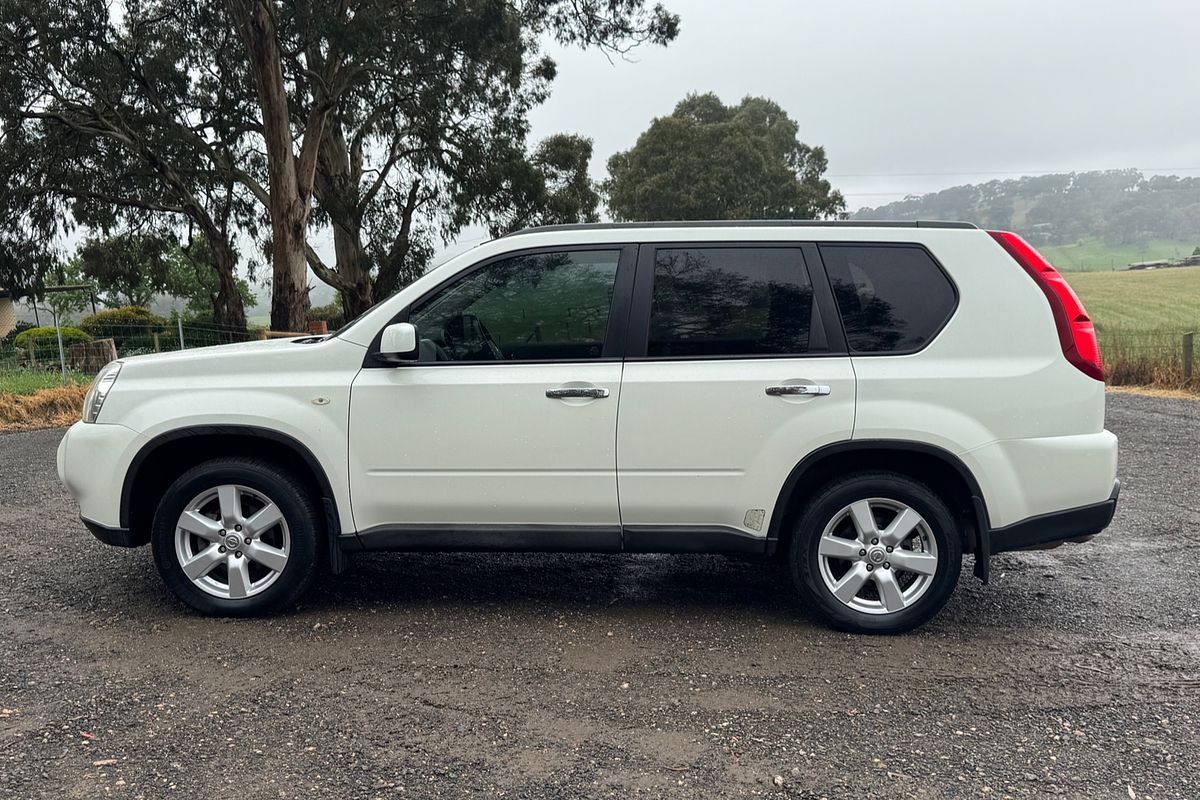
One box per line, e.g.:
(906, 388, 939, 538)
(768, 440, 988, 560)
(121, 426, 341, 547)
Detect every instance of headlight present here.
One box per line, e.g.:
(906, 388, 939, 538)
(83, 361, 122, 423)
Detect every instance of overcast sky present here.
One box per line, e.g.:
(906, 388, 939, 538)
(525, 0, 1200, 212)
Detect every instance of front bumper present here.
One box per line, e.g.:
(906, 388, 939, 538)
(58, 421, 148, 533)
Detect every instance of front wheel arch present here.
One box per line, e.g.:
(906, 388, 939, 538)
(121, 426, 342, 549)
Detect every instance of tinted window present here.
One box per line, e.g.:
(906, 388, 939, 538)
(648, 248, 813, 357)
(409, 250, 619, 362)
(819, 245, 956, 353)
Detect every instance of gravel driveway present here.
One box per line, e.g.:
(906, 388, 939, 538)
(1, 391, 1197, 799)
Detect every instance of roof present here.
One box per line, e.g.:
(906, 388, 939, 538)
(501, 219, 978, 239)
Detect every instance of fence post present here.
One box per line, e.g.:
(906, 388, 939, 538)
(53, 312, 67, 384)
(153, 332, 161, 353)
(177, 316, 186, 350)
(1184, 332, 1195, 383)
(27, 340, 36, 366)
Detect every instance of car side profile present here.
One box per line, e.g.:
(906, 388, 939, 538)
(57, 221, 1119, 634)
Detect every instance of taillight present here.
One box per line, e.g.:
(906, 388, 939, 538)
(988, 230, 1103, 381)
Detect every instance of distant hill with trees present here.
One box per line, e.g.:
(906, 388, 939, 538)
(853, 169, 1200, 269)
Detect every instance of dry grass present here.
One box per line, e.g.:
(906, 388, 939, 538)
(0, 384, 88, 432)
(1099, 330, 1197, 393)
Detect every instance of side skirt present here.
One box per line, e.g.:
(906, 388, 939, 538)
(344, 524, 768, 556)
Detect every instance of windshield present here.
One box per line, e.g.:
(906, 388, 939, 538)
(330, 251, 463, 339)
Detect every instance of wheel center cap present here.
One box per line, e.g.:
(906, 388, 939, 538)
(224, 533, 242, 550)
(867, 547, 886, 564)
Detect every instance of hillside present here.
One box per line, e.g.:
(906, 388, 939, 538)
(854, 169, 1200, 271)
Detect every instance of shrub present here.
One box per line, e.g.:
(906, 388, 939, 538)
(79, 306, 169, 339)
(79, 306, 170, 354)
(12, 326, 92, 355)
(310, 300, 346, 331)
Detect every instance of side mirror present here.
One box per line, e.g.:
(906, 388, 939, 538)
(379, 322, 419, 362)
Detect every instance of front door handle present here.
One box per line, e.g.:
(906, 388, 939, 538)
(546, 387, 610, 399)
(765, 384, 831, 397)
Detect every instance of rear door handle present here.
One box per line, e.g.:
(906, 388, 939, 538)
(765, 384, 831, 397)
(546, 387, 610, 399)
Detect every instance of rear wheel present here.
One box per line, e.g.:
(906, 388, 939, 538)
(151, 458, 321, 616)
(790, 472, 961, 634)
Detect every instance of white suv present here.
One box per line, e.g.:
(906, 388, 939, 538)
(57, 222, 1119, 633)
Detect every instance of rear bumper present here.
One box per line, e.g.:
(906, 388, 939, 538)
(972, 480, 1118, 583)
(990, 479, 1120, 554)
(82, 517, 145, 548)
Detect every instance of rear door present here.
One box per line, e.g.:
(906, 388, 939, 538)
(615, 242, 856, 548)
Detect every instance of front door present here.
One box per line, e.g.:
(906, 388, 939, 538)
(349, 246, 635, 544)
(616, 243, 857, 546)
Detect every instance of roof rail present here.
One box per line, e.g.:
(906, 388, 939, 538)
(499, 219, 978, 238)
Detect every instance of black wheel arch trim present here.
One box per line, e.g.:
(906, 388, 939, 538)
(766, 439, 990, 563)
(119, 425, 343, 541)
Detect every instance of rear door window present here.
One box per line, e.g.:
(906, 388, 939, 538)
(819, 244, 956, 353)
(646, 247, 814, 357)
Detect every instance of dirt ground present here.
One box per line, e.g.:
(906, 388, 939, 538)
(1, 392, 1197, 799)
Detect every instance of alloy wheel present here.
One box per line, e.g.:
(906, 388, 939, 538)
(815, 497, 939, 615)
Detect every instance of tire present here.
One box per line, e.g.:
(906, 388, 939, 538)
(789, 471, 961, 634)
(151, 457, 322, 616)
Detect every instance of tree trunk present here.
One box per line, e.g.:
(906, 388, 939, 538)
(209, 238, 247, 331)
(229, 0, 314, 332)
(332, 220, 374, 319)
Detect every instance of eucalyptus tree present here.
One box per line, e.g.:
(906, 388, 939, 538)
(223, 0, 678, 320)
(0, 0, 259, 328)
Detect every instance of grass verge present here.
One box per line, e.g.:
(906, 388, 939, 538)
(0, 384, 88, 432)
(0, 367, 90, 396)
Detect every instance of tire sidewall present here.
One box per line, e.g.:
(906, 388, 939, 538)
(791, 474, 961, 634)
(151, 460, 319, 616)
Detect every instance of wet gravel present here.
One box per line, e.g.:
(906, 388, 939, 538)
(0, 391, 1197, 799)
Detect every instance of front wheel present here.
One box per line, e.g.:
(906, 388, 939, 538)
(151, 458, 321, 616)
(790, 472, 961, 634)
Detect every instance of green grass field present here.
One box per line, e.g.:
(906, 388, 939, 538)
(1041, 238, 1197, 273)
(0, 367, 89, 396)
(1064, 267, 1199, 389)
(1064, 267, 1200, 331)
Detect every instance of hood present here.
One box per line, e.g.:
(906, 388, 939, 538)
(115, 334, 364, 380)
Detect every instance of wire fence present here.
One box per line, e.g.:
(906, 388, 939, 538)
(0, 316, 301, 395)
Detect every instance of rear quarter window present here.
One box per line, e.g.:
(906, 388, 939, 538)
(819, 244, 957, 353)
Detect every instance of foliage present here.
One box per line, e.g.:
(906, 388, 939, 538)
(605, 93, 845, 222)
(12, 326, 92, 352)
(284, 0, 679, 319)
(166, 244, 256, 317)
(309, 299, 346, 331)
(79, 307, 169, 339)
(0, 1, 258, 329)
(854, 170, 1200, 252)
(78, 235, 174, 308)
(487, 134, 602, 235)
